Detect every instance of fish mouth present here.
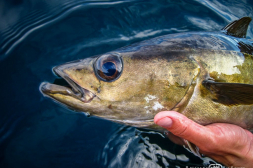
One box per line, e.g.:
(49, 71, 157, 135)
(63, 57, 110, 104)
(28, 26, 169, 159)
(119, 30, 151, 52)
(40, 67, 96, 103)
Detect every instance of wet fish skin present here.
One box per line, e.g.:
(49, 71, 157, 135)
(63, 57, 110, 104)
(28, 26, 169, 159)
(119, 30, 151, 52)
(40, 17, 253, 130)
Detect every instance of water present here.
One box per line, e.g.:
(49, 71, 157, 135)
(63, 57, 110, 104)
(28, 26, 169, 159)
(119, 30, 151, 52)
(0, 0, 253, 167)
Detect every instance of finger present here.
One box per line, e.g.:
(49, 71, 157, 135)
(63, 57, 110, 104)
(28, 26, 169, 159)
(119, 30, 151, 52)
(154, 111, 213, 147)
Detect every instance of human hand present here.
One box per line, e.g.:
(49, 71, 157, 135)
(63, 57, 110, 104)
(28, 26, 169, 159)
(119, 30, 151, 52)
(154, 111, 253, 167)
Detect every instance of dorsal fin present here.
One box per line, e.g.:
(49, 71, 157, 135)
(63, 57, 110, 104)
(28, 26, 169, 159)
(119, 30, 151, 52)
(221, 17, 252, 38)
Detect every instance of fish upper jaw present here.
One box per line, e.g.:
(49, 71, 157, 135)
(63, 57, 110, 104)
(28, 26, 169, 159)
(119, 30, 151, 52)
(40, 65, 96, 103)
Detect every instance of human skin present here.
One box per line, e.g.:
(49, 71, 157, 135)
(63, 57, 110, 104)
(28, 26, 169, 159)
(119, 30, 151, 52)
(154, 111, 253, 167)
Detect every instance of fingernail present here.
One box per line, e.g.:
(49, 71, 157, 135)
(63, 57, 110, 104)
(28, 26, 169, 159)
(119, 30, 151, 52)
(156, 117, 173, 128)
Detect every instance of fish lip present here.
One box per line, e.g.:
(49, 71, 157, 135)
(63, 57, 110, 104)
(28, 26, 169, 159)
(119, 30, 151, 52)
(41, 67, 96, 103)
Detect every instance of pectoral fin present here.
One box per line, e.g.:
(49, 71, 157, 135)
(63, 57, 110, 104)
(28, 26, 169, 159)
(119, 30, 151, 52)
(202, 80, 253, 106)
(183, 139, 202, 157)
(221, 17, 251, 38)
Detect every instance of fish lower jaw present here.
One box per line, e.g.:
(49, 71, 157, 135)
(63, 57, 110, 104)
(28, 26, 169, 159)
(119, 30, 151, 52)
(40, 82, 96, 103)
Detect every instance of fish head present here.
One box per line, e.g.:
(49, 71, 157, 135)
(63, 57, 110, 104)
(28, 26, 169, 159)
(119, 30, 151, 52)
(40, 48, 199, 128)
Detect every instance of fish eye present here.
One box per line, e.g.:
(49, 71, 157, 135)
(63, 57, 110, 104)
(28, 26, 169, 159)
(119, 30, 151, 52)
(94, 53, 123, 82)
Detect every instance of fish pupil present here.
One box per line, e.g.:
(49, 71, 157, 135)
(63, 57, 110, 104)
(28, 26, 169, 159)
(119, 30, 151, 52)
(102, 62, 116, 76)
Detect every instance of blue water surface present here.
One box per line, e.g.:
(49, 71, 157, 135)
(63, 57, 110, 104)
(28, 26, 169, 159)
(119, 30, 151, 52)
(0, 0, 253, 167)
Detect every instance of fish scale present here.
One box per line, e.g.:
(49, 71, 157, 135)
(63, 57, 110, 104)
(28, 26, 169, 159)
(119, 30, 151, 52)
(40, 17, 253, 131)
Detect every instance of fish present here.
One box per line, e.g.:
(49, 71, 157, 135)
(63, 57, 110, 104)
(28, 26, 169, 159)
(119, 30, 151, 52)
(40, 17, 253, 131)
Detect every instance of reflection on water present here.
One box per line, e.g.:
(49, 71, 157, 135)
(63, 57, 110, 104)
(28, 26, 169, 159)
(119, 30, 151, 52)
(2, 0, 252, 60)
(0, 0, 253, 167)
(0, 0, 135, 58)
(99, 126, 214, 167)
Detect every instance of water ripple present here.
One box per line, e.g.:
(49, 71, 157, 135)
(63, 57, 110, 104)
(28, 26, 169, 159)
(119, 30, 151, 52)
(0, 113, 24, 145)
(1, 0, 252, 61)
(0, 0, 135, 60)
(99, 126, 214, 167)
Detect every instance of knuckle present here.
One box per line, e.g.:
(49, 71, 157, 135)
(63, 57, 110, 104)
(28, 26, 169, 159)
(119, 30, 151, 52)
(177, 126, 188, 137)
(174, 123, 189, 137)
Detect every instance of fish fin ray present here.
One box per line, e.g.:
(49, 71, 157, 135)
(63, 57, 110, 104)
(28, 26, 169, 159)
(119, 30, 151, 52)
(221, 17, 251, 38)
(237, 41, 253, 55)
(202, 80, 253, 106)
(183, 139, 202, 157)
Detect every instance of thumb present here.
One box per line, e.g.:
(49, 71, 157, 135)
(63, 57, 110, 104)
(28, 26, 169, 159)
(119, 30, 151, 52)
(154, 111, 212, 147)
